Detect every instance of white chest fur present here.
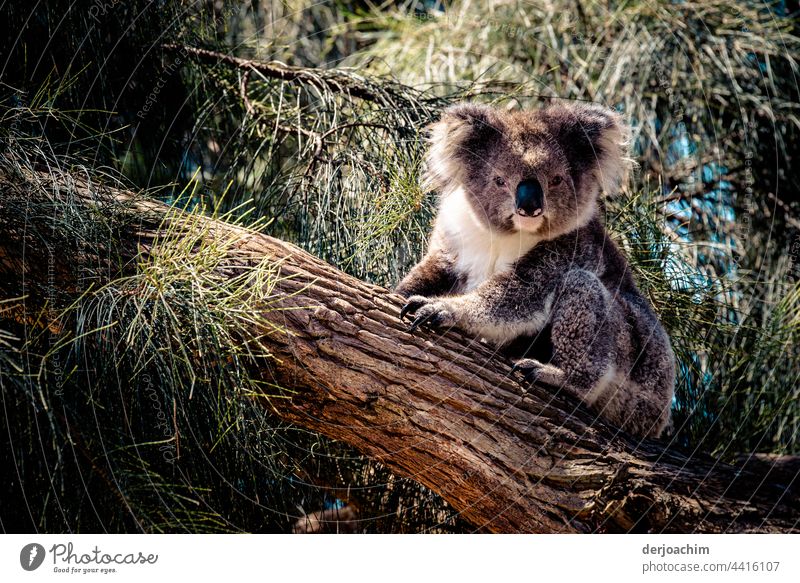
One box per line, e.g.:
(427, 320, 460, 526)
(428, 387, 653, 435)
(435, 188, 540, 291)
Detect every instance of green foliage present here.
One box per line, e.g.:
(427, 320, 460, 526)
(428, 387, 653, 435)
(0, 144, 466, 532)
(605, 187, 800, 454)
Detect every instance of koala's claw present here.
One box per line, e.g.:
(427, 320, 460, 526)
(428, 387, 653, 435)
(512, 358, 545, 383)
(400, 295, 428, 321)
(408, 311, 437, 332)
(403, 298, 454, 332)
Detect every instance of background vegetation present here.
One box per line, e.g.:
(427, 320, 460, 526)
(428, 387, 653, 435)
(1, 0, 798, 532)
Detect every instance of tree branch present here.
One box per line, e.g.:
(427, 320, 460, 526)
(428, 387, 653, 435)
(162, 44, 430, 108)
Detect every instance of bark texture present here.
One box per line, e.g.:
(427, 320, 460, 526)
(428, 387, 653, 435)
(1, 165, 797, 533)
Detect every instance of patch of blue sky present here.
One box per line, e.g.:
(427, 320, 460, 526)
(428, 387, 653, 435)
(664, 247, 712, 293)
(324, 498, 347, 510)
(666, 197, 693, 222)
(665, 133, 696, 166)
(702, 162, 729, 185)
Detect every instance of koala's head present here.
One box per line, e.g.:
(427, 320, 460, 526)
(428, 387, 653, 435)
(425, 102, 630, 238)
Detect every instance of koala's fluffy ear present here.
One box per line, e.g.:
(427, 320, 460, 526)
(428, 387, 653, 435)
(424, 103, 502, 193)
(547, 102, 631, 196)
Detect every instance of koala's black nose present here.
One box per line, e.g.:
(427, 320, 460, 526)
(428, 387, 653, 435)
(515, 178, 544, 217)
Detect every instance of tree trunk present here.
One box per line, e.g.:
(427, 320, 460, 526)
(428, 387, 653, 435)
(1, 164, 797, 533)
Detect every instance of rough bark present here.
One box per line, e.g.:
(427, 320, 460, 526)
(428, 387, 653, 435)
(1, 165, 797, 533)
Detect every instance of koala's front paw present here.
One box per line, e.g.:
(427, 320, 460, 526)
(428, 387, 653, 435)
(512, 358, 545, 383)
(512, 358, 567, 387)
(400, 295, 455, 332)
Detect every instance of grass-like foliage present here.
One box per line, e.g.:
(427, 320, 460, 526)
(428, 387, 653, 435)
(1, 0, 798, 533)
(0, 133, 466, 532)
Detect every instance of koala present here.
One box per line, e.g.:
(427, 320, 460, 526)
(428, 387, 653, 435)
(396, 102, 675, 438)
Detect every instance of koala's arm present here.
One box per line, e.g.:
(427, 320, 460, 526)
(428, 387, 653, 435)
(395, 249, 461, 298)
(401, 265, 555, 345)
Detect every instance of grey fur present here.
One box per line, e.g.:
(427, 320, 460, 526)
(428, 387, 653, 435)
(397, 102, 675, 438)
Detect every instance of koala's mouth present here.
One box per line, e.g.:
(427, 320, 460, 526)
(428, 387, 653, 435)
(515, 207, 543, 218)
(512, 212, 545, 233)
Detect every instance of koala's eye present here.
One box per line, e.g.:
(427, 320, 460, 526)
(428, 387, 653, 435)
(493, 176, 506, 187)
(549, 175, 564, 187)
